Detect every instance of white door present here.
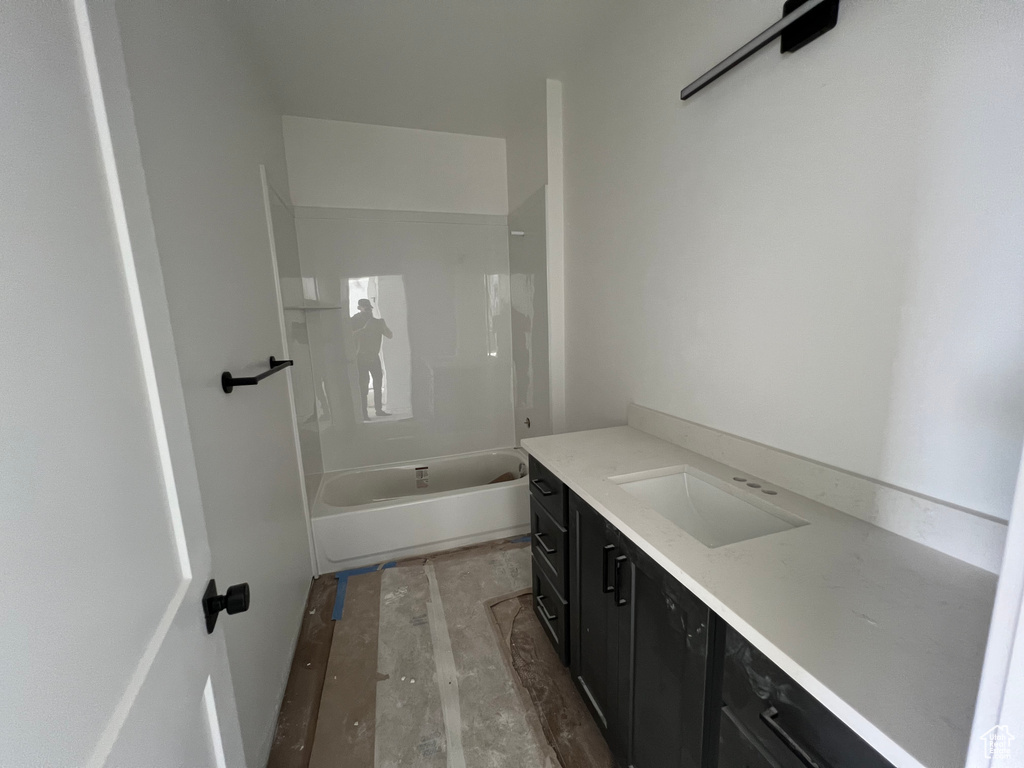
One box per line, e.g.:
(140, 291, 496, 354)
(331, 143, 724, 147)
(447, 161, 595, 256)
(0, 2, 245, 766)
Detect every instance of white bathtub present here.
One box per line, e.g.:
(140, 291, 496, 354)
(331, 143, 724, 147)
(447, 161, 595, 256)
(310, 448, 530, 573)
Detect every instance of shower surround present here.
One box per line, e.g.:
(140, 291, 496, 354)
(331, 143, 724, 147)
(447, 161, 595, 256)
(282, 206, 517, 476)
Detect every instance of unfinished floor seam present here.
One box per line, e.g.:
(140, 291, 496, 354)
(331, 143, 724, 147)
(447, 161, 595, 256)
(424, 562, 467, 768)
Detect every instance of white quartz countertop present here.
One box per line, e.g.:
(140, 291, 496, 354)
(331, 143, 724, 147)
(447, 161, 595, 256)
(521, 427, 997, 768)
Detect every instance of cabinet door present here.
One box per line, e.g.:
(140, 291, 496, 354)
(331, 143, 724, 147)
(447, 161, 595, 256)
(718, 706, 780, 768)
(626, 546, 713, 768)
(571, 495, 631, 755)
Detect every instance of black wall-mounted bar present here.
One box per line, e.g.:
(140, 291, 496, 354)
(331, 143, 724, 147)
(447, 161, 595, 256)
(222, 356, 293, 394)
(680, 0, 840, 100)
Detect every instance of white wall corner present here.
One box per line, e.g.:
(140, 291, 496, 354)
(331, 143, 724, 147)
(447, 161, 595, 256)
(546, 78, 567, 434)
(967, 450, 1024, 767)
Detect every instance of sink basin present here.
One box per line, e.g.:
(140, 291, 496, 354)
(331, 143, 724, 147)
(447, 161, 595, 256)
(609, 467, 807, 548)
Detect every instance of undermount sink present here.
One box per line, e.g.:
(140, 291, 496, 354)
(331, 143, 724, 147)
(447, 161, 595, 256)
(609, 467, 807, 548)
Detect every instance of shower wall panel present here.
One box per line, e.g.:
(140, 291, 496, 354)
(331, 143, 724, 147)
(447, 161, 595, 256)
(295, 209, 515, 472)
(269, 186, 323, 479)
(508, 186, 551, 443)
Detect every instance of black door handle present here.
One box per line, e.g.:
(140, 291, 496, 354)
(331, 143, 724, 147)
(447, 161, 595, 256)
(203, 579, 250, 633)
(613, 555, 629, 607)
(601, 544, 616, 593)
(531, 477, 555, 496)
(534, 531, 557, 555)
(536, 594, 558, 622)
(759, 706, 821, 768)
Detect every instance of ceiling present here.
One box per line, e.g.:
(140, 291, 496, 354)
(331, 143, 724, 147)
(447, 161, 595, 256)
(223, 0, 619, 138)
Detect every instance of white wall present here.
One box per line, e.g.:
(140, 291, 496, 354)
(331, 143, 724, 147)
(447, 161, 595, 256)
(562, 0, 1024, 519)
(284, 116, 508, 214)
(546, 79, 567, 435)
(114, 2, 313, 764)
(504, 81, 548, 215)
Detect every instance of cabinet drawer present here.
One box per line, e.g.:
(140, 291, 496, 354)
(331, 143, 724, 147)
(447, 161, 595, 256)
(532, 553, 569, 665)
(531, 496, 567, 595)
(529, 456, 566, 526)
(720, 624, 895, 768)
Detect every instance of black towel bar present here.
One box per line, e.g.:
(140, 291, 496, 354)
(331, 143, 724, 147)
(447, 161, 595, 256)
(222, 356, 293, 394)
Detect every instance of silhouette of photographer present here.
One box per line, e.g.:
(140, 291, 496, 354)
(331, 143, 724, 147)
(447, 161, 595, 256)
(351, 298, 393, 419)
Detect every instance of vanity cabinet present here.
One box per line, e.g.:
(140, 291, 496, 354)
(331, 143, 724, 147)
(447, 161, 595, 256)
(529, 455, 567, 526)
(626, 540, 716, 768)
(571, 491, 715, 768)
(716, 706, 780, 768)
(530, 457, 570, 665)
(716, 624, 895, 768)
(529, 460, 895, 768)
(570, 494, 633, 758)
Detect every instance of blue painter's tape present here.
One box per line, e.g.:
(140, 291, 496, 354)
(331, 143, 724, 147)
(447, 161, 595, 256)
(332, 562, 396, 621)
(509, 534, 531, 544)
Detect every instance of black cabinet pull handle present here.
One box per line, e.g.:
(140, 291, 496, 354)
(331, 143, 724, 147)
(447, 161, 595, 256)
(759, 707, 821, 768)
(534, 531, 557, 555)
(613, 554, 629, 606)
(722, 706, 780, 764)
(602, 544, 616, 593)
(531, 477, 555, 496)
(536, 594, 558, 622)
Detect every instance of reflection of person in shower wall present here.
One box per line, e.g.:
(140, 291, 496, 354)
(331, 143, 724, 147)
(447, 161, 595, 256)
(351, 298, 393, 419)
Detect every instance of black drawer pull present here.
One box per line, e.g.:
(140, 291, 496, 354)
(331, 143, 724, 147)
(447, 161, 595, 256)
(534, 531, 557, 555)
(760, 706, 821, 768)
(613, 554, 629, 606)
(602, 544, 616, 593)
(536, 594, 558, 622)
(722, 706, 780, 765)
(531, 477, 555, 496)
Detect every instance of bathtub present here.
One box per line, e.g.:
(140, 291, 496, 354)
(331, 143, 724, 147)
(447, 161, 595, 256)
(310, 448, 530, 573)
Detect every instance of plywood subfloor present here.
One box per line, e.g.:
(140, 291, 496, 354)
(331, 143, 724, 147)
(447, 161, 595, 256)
(267, 574, 338, 768)
(270, 537, 612, 768)
(491, 593, 615, 768)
